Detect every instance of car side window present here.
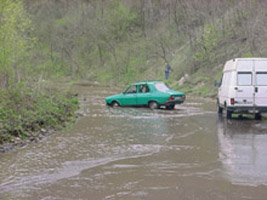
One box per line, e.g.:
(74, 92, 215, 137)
(125, 85, 137, 94)
(139, 84, 150, 93)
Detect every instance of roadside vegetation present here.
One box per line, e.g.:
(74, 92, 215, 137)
(0, 0, 79, 147)
(0, 87, 78, 145)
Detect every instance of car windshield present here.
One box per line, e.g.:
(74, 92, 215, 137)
(124, 85, 137, 94)
(155, 82, 170, 92)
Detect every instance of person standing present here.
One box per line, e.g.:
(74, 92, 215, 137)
(164, 62, 172, 80)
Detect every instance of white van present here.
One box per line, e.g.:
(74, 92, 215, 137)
(216, 58, 267, 119)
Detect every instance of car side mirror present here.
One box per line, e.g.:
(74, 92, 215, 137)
(214, 80, 221, 87)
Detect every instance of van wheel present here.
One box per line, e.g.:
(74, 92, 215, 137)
(217, 105, 223, 114)
(255, 113, 262, 120)
(226, 109, 232, 119)
(149, 101, 159, 110)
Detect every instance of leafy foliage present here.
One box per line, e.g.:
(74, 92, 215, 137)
(0, 88, 79, 144)
(0, 0, 35, 87)
(23, 0, 267, 91)
(193, 24, 222, 66)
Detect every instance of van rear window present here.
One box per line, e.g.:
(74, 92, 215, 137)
(256, 72, 267, 85)
(237, 72, 252, 86)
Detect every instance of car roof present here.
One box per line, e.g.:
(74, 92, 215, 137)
(132, 80, 162, 85)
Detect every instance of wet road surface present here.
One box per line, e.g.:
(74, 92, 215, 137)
(1, 86, 267, 199)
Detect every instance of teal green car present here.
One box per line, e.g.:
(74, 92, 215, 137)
(105, 81, 185, 109)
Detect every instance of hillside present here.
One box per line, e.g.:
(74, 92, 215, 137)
(20, 0, 266, 97)
(1, 0, 267, 91)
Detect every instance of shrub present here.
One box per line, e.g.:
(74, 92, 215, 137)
(0, 88, 79, 144)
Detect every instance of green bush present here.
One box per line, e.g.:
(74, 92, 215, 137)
(0, 88, 79, 144)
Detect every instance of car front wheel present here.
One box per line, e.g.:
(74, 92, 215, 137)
(111, 101, 120, 108)
(148, 101, 159, 110)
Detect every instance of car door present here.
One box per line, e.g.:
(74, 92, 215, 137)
(120, 85, 137, 106)
(235, 61, 254, 107)
(136, 84, 151, 105)
(254, 60, 267, 107)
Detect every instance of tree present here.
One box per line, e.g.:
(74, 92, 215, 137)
(0, 0, 34, 88)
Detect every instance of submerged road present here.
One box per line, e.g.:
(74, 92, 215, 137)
(1, 85, 267, 199)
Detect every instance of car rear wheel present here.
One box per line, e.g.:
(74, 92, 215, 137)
(111, 101, 119, 108)
(166, 104, 175, 110)
(149, 101, 159, 110)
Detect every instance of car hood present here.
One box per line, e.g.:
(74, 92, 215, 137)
(164, 90, 185, 96)
(105, 94, 123, 101)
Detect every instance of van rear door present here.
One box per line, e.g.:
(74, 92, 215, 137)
(235, 61, 254, 107)
(254, 60, 267, 107)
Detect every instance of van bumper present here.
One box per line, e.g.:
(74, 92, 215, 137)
(227, 106, 267, 113)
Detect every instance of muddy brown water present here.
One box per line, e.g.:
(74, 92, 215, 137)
(1, 86, 267, 200)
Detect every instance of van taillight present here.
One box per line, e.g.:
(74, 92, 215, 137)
(182, 96, 186, 101)
(230, 98, 235, 105)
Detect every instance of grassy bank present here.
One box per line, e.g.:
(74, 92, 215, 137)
(0, 86, 79, 150)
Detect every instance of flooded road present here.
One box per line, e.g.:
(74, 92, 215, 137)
(1, 86, 267, 199)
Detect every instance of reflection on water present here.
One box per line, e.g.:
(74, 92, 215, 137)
(217, 116, 267, 186)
